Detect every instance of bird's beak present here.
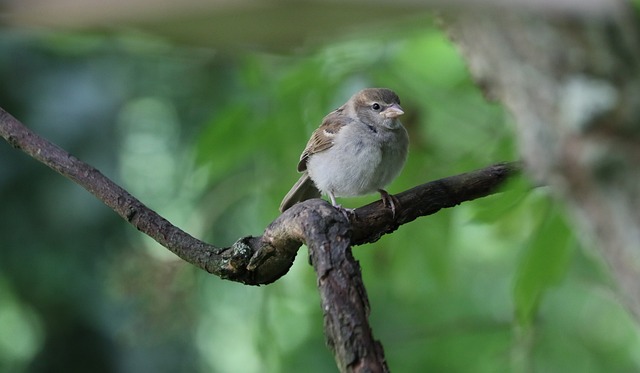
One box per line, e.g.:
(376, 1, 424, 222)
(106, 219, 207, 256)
(382, 104, 404, 119)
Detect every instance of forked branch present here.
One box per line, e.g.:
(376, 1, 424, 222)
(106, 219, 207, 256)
(1, 106, 520, 372)
(0, 106, 519, 285)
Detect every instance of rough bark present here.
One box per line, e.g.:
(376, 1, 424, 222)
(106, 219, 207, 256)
(445, 4, 640, 319)
(1, 105, 519, 371)
(301, 203, 389, 372)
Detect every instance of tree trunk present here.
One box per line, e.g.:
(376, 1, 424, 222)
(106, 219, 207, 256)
(445, 6, 640, 318)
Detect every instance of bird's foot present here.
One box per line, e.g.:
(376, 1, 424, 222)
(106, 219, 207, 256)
(332, 204, 356, 221)
(379, 189, 400, 218)
(328, 192, 355, 221)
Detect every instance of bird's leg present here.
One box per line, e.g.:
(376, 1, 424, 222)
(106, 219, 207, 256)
(328, 191, 355, 220)
(328, 191, 338, 207)
(379, 189, 400, 218)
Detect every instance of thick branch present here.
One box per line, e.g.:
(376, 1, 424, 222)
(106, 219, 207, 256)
(287, 201, 388, 372)
(0, 106, 519, 285)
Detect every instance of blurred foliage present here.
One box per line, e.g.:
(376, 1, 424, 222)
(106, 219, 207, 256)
(1, 22, 639, 373)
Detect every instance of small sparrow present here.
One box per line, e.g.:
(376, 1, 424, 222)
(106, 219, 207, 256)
(279, 88, 409, 215)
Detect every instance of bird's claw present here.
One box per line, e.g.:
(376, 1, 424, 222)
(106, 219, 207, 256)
(379, 189, 400, 218)
(332, 204, 356, 221)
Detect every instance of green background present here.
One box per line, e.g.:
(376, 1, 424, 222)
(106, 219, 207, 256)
(1, 17, 639, 372)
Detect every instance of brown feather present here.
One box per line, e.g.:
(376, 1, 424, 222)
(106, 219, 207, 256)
(297, 107, 349, 172)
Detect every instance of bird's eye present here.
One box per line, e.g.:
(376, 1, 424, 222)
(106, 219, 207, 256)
(371, 103, 381, 111)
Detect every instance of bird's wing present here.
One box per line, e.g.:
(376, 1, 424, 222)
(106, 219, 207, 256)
(297, 108, 349, 172)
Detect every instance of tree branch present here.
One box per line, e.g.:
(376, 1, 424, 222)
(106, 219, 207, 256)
(350, 161, 519, 246)
(286, 201, 389, 372)
(0, 106, 520, 285)
(1, 106, 520, 372)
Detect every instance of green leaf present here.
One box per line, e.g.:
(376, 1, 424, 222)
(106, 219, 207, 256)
(513, 205, 574, 326)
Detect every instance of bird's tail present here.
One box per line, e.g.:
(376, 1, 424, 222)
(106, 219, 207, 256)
(279, 173, 321, 212)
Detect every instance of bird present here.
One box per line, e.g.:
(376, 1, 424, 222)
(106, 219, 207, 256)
(279, 88, 409, 216)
